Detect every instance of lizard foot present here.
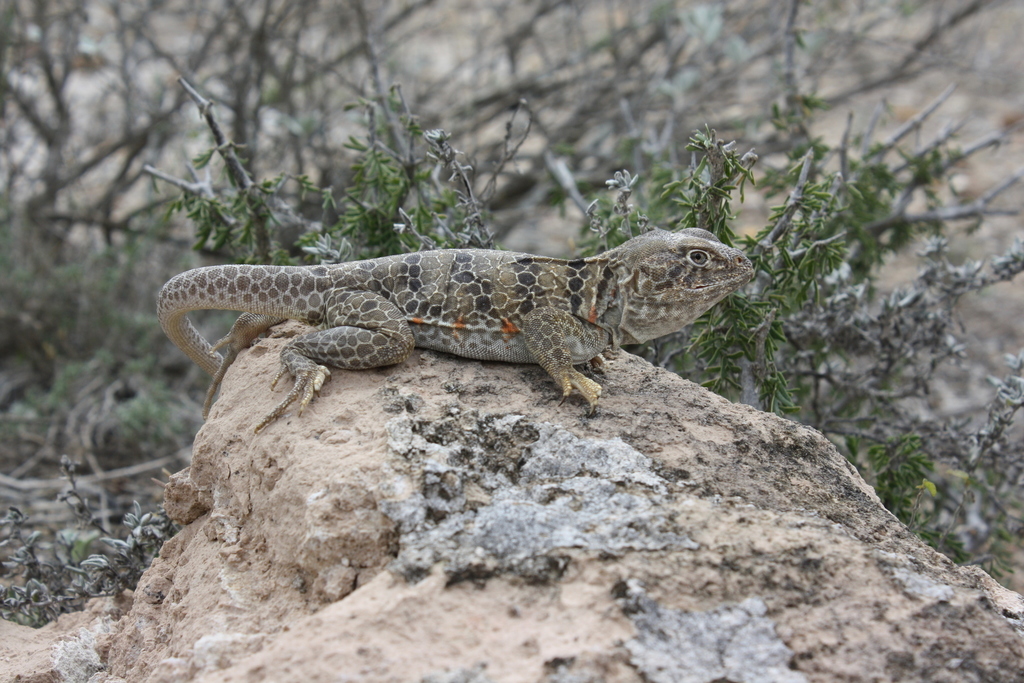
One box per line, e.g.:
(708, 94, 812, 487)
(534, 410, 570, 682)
(203, 347, 241, 419)
(555, 369, 603, 416)
(589, 349, 620, 372)
(255, 364, 332, 433)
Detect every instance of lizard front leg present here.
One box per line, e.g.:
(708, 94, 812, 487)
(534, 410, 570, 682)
(256, 290, 415, 432)
(521, 307, 609, 415)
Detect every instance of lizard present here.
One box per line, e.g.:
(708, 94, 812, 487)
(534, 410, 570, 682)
(158, 227, 754, 432)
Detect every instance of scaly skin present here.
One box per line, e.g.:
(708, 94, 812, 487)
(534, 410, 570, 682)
(158, 228, 753, 432)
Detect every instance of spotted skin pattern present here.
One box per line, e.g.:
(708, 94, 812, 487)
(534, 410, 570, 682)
(158, 228, 753, 431)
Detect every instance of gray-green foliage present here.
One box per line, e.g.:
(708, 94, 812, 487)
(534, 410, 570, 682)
(0, 216, 195, 465)
(583, 107, 1024, 570)
(0, 459, 178, 627)
(175, 92, 514, 266)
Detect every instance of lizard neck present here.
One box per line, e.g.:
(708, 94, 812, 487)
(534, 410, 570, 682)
(579, 255, 628, 347)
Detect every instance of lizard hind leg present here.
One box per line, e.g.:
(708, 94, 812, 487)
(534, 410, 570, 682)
(255, 291, 415, 432)
(204, 313, 285, 419)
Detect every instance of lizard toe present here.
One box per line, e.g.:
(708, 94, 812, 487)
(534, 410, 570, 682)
(570, 372, 602, 415)
(296, 366, 331, 415)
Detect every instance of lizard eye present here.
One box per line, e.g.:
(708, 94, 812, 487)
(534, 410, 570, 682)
(687, 249, 709, 267)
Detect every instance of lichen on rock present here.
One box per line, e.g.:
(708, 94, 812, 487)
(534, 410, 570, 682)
(617, 579, 806, 683)
(382, 409, 698, 583)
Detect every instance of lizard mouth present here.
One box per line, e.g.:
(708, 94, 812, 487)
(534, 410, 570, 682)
(691, 273, 751, 290)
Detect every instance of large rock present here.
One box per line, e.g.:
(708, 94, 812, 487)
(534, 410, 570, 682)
(6, 321, 1023, 682)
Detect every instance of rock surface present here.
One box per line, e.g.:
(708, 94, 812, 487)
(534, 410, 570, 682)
(5, 320, 1024, 682)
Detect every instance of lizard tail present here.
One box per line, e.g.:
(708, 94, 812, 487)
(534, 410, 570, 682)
(157, 265, 320, 376)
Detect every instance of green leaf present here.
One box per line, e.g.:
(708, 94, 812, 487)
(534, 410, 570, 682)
(192, 148, 215, 170)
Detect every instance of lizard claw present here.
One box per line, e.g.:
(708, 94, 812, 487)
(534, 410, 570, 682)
(572, 372, 601, 416)
(209, 334, 233, 354)
(296, 366, 331, 415)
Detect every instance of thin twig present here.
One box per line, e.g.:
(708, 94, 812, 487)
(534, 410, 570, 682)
(828, 0, 988, 105)
(870, 84, 956, 162)
(860, 100, 886, 158)
(0, 455, 183, 492)
(481, 99, 533, 203)
(177, 77, 254, 192)
(176, 77, 277, 259)
(787, 230, 848, 261)
(142, 164, 213, 196)
(867, 166, 1024, 235)
(544, 151, 589, 216)
(141, 163, 239, 229)
(757, 150, 815, 253)
(354, 0, 409, 161)
(781, 0, 801, 114)
(890, 118, 968, 176)
(839, 112, 853, 181)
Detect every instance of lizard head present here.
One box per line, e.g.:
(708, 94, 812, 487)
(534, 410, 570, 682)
(610, 228, 754, 344)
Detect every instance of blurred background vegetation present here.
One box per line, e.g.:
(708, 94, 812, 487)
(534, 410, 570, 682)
(2, 0, 1023, 624)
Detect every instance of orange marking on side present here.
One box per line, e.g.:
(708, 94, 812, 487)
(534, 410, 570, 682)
(411, 317, 424, 325)
(587, 305, 598, 324)
(500, 317, 520, 340)
(452, 315, 465, 341)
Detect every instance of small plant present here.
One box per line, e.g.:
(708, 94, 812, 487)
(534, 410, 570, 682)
(0, 457, 178, 627)
(580, 97, 1023, 571)
(149, 81, 531, 266)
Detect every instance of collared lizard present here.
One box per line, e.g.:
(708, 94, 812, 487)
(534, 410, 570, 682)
(158, 228, 753, 432)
